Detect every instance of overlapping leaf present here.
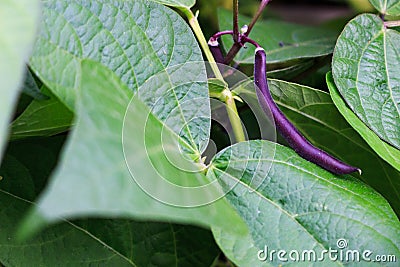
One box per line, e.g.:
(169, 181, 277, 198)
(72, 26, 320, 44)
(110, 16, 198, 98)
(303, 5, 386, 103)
(209, 140, 400, 266)
(218, 9, 338, 65)
(20, 0, 242, 247)
(19, 61, 244, 239)
(11, 87, 73, 140)
(0, 138, 125, 266)
(235, 78, 400, 215)
(369, 0, 400, 15)
(2, 195, 218, 267)
(30, 0, 209, 155)
(0, 138, 219, 267)
(332, 14, 400, 150)
(0, 0, 40, 162)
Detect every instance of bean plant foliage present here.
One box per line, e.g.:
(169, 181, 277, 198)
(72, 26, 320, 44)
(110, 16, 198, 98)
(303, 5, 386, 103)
(0, 0, 399, 266)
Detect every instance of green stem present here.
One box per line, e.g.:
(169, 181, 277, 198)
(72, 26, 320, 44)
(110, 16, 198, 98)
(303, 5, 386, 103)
(180, 8, 246, 143)
(180, 8, 224, 80)
(224, 90, 246, 142)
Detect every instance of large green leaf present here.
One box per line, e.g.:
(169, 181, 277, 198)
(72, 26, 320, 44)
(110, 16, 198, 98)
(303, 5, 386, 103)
(72, 220, 220, 267)
(209, 140, 400, 266)
(0, 138, 219, 267)
(22, 0, 237, 249)
(327, 72, 400, 172)
(217, 9, 338, 65)
(19, 60, 244, 239)
(369, 0, 400, 15)
(332, 14, 400, 150)
(0, 137, 125, 265)
(267, 60, 315, 80)
(235, 78, 400, 215)
(10, 87, 73, 140)
(2, 196, 218, 267)
(30, 0, 209, 157)
(0, 0, 40, 162)
(3, 201, 219, 267)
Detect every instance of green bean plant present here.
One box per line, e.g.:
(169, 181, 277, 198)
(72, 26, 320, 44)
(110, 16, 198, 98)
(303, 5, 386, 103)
(0, 0, 399, 266)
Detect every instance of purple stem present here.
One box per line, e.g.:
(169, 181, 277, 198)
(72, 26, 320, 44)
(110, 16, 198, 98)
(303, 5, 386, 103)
(224, 0, 271, 64)
(208, 31, 235, 64)
(233, 0, 239, 43)
(210, 30, 234, 42)
(241, 36, 262, 48)
(246, 0, 271, 36)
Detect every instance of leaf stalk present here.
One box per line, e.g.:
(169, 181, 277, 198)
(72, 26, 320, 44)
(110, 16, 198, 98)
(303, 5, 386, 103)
(181, 8, 246, 143)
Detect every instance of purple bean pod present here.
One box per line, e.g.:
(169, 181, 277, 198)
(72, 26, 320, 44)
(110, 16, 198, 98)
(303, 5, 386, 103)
(254, 47, 361, 175)
(208, 39, 225, 64)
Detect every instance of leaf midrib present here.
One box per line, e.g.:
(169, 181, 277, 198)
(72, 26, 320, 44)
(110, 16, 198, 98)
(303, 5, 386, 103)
(214, 156, 391, 219)
(40, 0, 203, 155)
(78, 0, 202, 154)
(213, 157, 399, 254)
(211, 168, 344, 266)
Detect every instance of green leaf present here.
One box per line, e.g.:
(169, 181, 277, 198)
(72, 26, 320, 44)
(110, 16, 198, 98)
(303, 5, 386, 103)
(1, 137, 66, 197)
(235, 78, 400, 215)
(209, 140, 400, 266)
(266, 60, 315, 80)
(0, 139, 219, 267)
(10, 87, 73, 140)
(2, 198, 218, 267)
(29, 0, 202, 106)
(19, 60, 244, 239)
(0, 0, 40, 162)
(1, 183, 130, 266)
(208, 78, 228, 100)
(369, 0, 400, 15)
(217, 9, 338, 65)
(148, 0, 195, 8)
(30, 0, 209, 157)
(327, 72, 400, 172)
(21, 69, 48, 100)
(212, 226, 265, 267)
(332, 14, 400, 150)
(74, 220, 220, 267)
(21, 0, 236, 244)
